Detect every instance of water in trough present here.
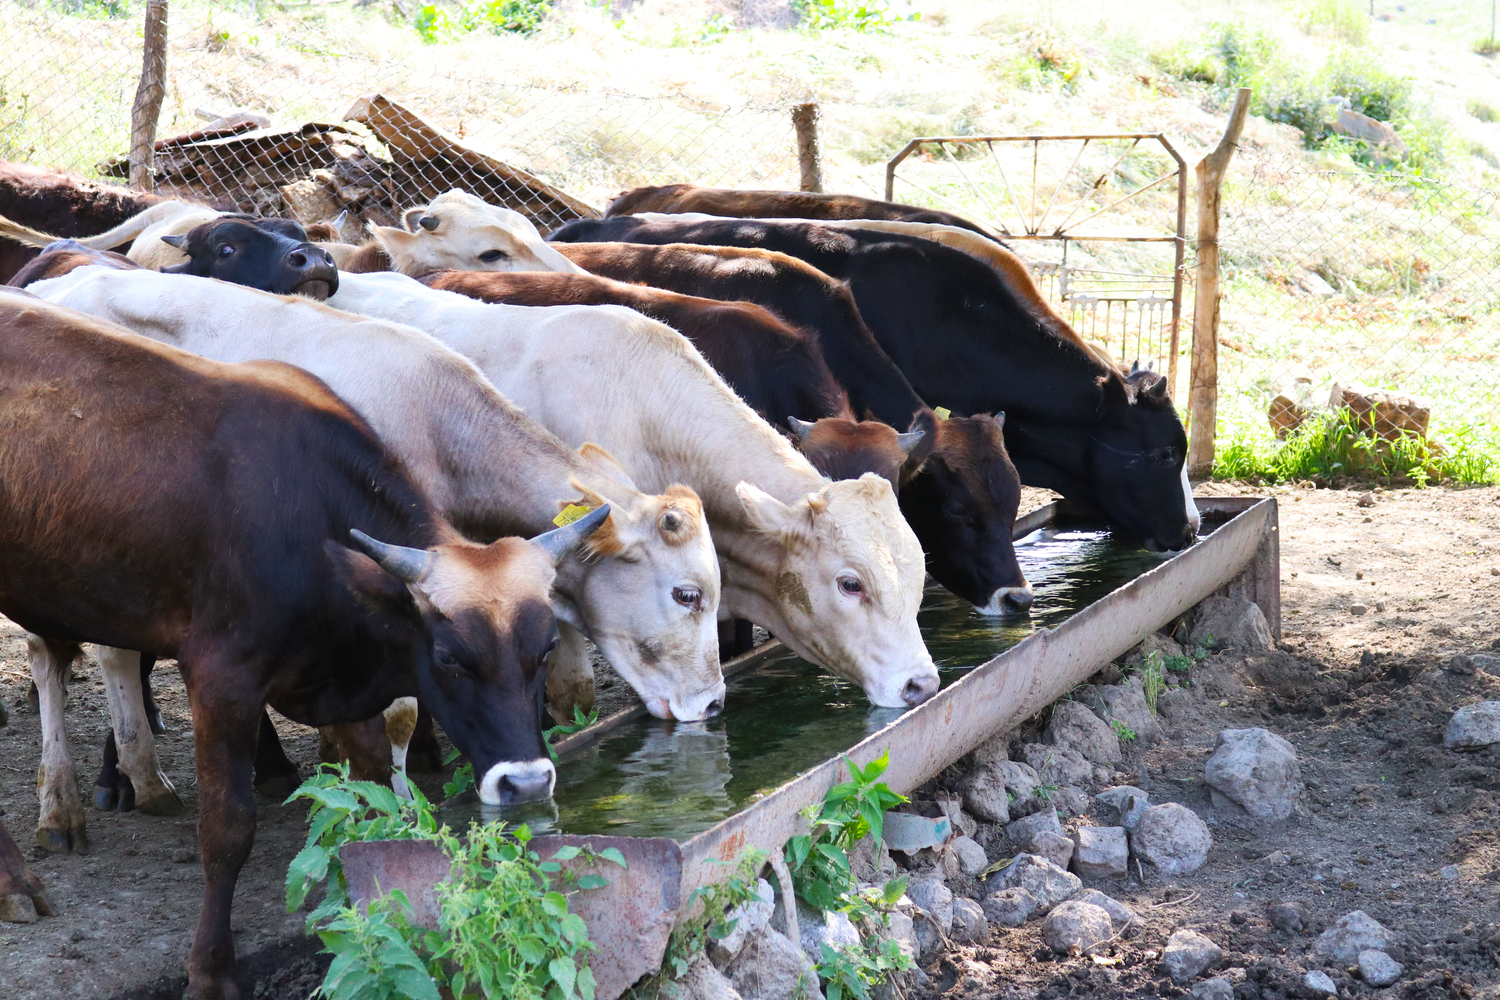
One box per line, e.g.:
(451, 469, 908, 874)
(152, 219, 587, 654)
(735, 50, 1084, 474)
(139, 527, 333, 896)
(447, 518, 1215, 840)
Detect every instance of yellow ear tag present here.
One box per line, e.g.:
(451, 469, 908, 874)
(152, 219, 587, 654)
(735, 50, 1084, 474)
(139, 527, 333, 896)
(553, 503, 596, 527)
(935, 407, 951, 420)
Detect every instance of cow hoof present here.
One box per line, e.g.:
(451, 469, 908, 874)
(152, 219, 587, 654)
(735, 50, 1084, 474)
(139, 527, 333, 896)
(135, 786, 185, 817)
(254, 773, 301, 802)
(92, 783, 119, 812)
(185, 970, 241, 1000)
(36, 823, 88, 855)
(147, 709, 167, 736)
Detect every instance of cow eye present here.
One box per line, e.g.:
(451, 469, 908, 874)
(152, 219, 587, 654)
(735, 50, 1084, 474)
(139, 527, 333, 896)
(1157, 446, 1177, 463)
(943, 500, 967, 522)
(477, 249, 508, 263)
(217, 244, 235, 259)
(672, 586, 701, 610)
(837, 576, 863, 597)
(433, 646, 459, 671)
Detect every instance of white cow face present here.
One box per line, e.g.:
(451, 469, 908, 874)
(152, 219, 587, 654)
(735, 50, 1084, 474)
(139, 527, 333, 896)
(373, 189, 587, 276)
(734, 473, 939, 709)
(555, 481, 725, 723)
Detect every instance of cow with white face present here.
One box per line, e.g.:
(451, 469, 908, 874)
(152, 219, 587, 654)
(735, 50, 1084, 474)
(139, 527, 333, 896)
(370, 189, 589, 276)
(325, 271, 941, 709)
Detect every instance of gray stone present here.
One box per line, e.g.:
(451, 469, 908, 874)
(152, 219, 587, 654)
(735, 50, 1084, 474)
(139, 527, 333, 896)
(1072, 826, 1130, 878)
(1022, 743, 1095, 789)
(1191, 596, 1273, 653)
(1050, 785, 1093, 819)
(906, 877, 954, 933)
(997, 760, 1040, 803)
(882, 909, 918, 964)
(1046, 701, 1123, 764)
(958, 764, 1011, 824)
(984, 854, 1081, 911)
(1447, 654, 1477, 676)
(947, 835, 989, 876)
(1095, 786, 1151, 830)
(1007, 806, 1062, 849)
(1192, 978, 1234, 1000)
(1204, 728, 1303, 821)
(950, 897, 987, 944)
(796, 902, 860, 968)
(1098, 677, 1160, 742)
(1445, 702, 1500, 749)
(709, 878, 775, 965)
(1268, 900, 1308, 933)
(1127, 632, 1185, 667)
(725, 926, 823, 1000)
(1131, 803, 1212, 875)
(848, 837, 898, 885)
(1068, 888, 1135, 932)
(1164, 928, 1222, 983)
(1042, 900, 1114, 955)
(1359, 949, 1402, 987)
(1313, 910, 1398, 964)
(1440, 864, 1461, 881)
(1472, 653, 1500, 674)
(981, 887, 1039, 927)
(1303, 970, 1338, 996)
(662, 956, 744, 1000)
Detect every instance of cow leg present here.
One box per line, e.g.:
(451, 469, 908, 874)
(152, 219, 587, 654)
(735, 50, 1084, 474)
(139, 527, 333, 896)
(95, 728, 128, 812)
(141, 654, 166, 736)
(97, 646, 182, 816)
(384, 698, 418, 800)
(407, 702, 443, 773)
(182, 661, 261, 1000)
(252, 710, 302, 801)
(544, 622, 594, 721)
(29, 634, 88, 854)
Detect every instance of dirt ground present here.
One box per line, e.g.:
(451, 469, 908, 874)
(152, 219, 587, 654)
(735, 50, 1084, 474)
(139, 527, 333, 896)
(1, 482, 1498, 998)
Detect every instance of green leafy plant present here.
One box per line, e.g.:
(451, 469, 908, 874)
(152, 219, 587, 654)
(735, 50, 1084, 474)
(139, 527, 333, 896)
(663, 851, 769, 979)
(794, 0, 918, 33)
(1034, 782, 1059, 802)
(1110, 720, 1136, 742)
(412, 3, 451, 42)
(459, 0, 554, 35)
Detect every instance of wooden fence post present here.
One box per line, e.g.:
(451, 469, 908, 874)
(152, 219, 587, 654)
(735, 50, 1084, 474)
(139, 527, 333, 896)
(792, 103, 823, 193)
(129, 0, 169, 192)
(1187, 87, 1251, 479)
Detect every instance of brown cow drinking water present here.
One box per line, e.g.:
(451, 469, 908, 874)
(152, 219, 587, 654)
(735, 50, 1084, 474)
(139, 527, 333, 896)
(0, 289, 604, 999)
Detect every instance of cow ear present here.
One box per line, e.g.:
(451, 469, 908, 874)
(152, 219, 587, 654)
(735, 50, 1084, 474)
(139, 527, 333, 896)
(402, 207, 428, 232)
(372, 225, 415, 252)
(1098, 373, 1132, 414)
(325, 539, 416, 613)
(736, 482, 800, 539)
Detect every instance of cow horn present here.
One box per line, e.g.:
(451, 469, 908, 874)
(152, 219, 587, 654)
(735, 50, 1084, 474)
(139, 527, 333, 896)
(160, 234, 188, 250)
(349, 529, 435, 584)
(1129, 359, 1142, 376)
(531, 504, 611, 566)
(992, 411, 1006, 429)
(786, 416, 816, 442)
(895, 428, 925, 455)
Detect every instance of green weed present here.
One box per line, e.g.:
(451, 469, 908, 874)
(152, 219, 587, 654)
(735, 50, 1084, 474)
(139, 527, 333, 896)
(794, 0, 918, 33)
(1111, 720, 1137, 742)
(1468, 99, 1499, 123)
(1297, 0, 1369, 45)
(1476, 36, 1500, 57)
(1136, 652, 1166, 713)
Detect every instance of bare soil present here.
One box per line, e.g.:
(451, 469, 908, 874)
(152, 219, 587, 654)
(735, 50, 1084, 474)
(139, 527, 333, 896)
(2, 482, 1497, 998)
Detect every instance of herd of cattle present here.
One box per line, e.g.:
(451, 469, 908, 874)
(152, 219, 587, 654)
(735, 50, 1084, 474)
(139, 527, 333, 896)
(0, 160, 1199, 1000)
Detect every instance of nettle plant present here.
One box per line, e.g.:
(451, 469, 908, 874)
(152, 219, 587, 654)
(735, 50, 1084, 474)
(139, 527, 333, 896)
(285, 762, 623, 1000)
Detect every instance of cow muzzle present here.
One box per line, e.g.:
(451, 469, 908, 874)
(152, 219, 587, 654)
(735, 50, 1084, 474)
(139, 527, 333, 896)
(285, 244, 340, 301)
(978, 583, 1035, 615)
(479, 758, 556, 805)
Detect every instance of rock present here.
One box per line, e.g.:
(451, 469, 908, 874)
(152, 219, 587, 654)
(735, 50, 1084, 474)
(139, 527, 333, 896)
(1303, 970, 1338, 996)
(950, 898, 987, 944)
(1050, 785, 1093, 818)
(1129, 631, 1185, 666)
(661, 955, 744, 1000)
(1447, 655, 1477, 676)
(1022, 743, 1096, 789)
(848, 837, 898, 884)
(906, 877, 954, 933)
(958, 765, 1011, 824)
(1268, 900, 1309, 933)
(997, 760, 1040, 803)
(1095, 786, 1151, 830)
(1350, 604, 1368, 616)
(1098, 677, 1160, 742)
(1192, 978, 1234, 1000)
(1041, 900, 1114, 955)
(172, 848, 198, 864)
(1359, 949, 1402, 987)
(709, 879, 775, 966)
(1474, 653, 1500, 674)
(1191, 596, 1273, 653)
(725, 926, 823, 1000)
(1313, 910, 1398, 964)
(981, 887, 1039, 927)
(882, 909, 918, 964)
(947, 835, 989, 876)
(1032, 831, 1075, 871)
(1007, 807, 1062, 849)
(1440, 864, 1461, 881)
(1046, 701, 1122, 764)
(1072, 826, 1130, 878)
(1445, 702, 1500, 749)
(1204, 728, 1303, 822)
(984, 854, 1081, 912)
(1329, 382, 1428, 442)
(1164, 928, 1223, 983)
(796, 902, 860, 968)
(1269, 377, 1325, 436)
(1130, 803, 1212, 875)
(1068, 888, 1135, 932)
(280, 178, 344, 230)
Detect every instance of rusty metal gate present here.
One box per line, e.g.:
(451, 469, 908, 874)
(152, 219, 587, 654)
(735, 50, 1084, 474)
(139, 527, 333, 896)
(885, 134, 1189, 394)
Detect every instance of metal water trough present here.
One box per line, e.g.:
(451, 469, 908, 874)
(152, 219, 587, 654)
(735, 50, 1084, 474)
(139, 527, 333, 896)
(343, 497, 1279, 999)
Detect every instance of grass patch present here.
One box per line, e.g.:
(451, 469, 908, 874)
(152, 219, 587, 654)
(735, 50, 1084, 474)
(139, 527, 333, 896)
(1469, 99, 1499, 123)
(1476, 35, 1500, 57)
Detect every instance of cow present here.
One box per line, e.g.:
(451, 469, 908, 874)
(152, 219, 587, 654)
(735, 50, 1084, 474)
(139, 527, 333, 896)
(157, 216, 340, 299)
(0, 160, 167, 282)
(319, 270, 941, 709)
(21, 251, 723, 836)
(415, 268, 926, 487)
(0, 288, 604, 998)
(535, 240, 1030, 613)
(604, 184, 1005, 240)
(547, 216, 1199, 552)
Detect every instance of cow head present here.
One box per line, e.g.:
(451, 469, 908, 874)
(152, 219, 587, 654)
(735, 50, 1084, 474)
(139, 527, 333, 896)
(160, 217, 340, 300)
(786, 415, 926, 488)
(734, 472, 939, 709)
(343, 507, 610, 805)
(1088, 367, 1198, 552)
(551, 446, 724, 722)
(372, 189, 588, 276)
(899, 412, 1032, 613)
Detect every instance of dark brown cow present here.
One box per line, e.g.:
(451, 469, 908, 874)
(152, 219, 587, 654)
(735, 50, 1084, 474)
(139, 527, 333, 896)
(0, 161, 167, 282)
(546, 241, 1031, 613)
(0, 290, 603, 999)
(605, 183, 1003, 240)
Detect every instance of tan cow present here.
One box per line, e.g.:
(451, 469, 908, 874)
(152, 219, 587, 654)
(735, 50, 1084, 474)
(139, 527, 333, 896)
(0, 199, 221, 269)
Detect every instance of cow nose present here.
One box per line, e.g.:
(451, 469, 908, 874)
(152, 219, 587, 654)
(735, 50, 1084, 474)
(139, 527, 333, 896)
(704, 699, 723, 718)
(901, 674, 939, 707)
(479, 758, 556, 805)
(500, 771, 553, 803)
(1002, 588, 1034, 612)
(288, 249, 309, 269)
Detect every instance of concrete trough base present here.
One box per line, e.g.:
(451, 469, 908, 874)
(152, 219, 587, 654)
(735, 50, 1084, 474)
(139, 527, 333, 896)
(344, 497, 1279, 1000)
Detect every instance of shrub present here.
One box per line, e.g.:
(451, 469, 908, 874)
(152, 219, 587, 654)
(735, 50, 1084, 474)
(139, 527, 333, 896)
(794, 0, 919, 33)
(1297, 0, 1369, 45)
